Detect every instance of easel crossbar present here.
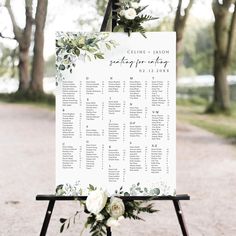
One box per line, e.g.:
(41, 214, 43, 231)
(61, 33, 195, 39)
(36, 194, 190, 201)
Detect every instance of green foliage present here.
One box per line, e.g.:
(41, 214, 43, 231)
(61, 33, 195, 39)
(127, 183, 160, 196)
(60, 211, 80, 233)
(56, 32, 117, 74)
(123, 200, 158, 220)
(88, 184, 96, 191)
(0, 43, 17, 77)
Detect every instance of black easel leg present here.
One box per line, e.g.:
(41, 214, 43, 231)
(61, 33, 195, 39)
(112, 0, 119, 30)
(173, 200, 189, 236)
(107, 226, 112, 236)
(40, 200, 55, 236)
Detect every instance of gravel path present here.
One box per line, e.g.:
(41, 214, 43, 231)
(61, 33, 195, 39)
(0, 102, 236, 236)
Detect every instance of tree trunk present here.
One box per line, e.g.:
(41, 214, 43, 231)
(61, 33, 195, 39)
(174, 0, 194, 79)
(5, 0, 33, 93)
(213, 51, 230, 110)
(18, 46, 30, 91)
(30, 0, 48, 93)
(211, 0, 236, 112)
(175, 26, 184, 79)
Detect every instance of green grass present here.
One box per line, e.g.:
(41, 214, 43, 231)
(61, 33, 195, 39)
(0, 92, 55, 110)
(176, 96, 209, 106)
(189, 119, 236, 139)
(177, 98, 236, 143)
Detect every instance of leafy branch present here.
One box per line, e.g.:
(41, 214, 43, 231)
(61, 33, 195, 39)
(56, 32, 118, 74)
(60, 211, 80, 233)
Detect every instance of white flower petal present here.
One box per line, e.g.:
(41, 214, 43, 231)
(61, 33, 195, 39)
(124, 8, 137, 20)
(130, 2, 139, 9)
(86, 189, 108, 215)
(107, 217, 120, 227)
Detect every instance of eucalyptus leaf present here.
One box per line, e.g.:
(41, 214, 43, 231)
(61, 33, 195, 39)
(60, 223, 64, 233)
(59, 64, 65, 70)
(59, 218, 67, 223)
(105, 43, 111, 50)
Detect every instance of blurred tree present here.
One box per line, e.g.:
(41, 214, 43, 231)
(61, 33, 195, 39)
(3, 0, 33, 92)
(174, 0, 194, 78)
(211, 0, 236, 112)
(72, 0, 105, 31)
(1, 0, 48, 96)
(45, 55, 55, 77)
(0, 43, 17, 77)
(181, 21, 214, 75)
(96, 0, 108, 16)
(30, 0, 48, 94)
(174, 0, 194, 79)
(194, 23, 214, 75)
(154, 16, 173, 31)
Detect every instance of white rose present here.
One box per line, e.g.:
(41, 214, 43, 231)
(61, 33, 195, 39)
(109, 197, 125, 219)
(119, 9, 126, 16)
(124, 8, 137, 20)
(130, 2, 139, 9)
(86, 189, 108, 215)
(107, 217, 120, 227)
(96, 213, 105, 221)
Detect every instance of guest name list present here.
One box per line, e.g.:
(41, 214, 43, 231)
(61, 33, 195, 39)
(56, 32, 176, 196)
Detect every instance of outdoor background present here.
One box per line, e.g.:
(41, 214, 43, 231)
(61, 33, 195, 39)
(0, 0, 236, 235)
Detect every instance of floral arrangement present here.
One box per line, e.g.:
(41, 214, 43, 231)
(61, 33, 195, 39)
(114, 0, 158, 37)
(59, 185, 158, 236)
(56, 32, 117, 74)
(56, 182, 164, 197)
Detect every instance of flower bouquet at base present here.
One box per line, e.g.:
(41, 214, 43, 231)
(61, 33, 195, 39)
(59, 186, 158, 236)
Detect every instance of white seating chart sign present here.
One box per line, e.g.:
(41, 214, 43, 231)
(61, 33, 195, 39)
(56, 32, 176, 196)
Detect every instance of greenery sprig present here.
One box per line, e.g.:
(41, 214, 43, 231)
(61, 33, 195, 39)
(56, 32, 117, 74)
(113, 0, 158, 37)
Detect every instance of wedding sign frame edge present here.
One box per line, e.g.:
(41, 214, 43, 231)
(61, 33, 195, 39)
(36, 0, 190, 235)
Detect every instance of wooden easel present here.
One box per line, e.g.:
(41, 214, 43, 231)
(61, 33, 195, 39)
(36, 194, 190, 236)
(36, 1, 191, 235)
